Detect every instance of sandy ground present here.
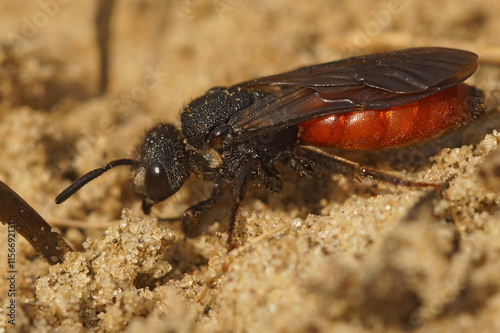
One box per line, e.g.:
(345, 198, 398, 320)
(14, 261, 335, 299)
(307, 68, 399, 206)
(1, 0, 500, 332)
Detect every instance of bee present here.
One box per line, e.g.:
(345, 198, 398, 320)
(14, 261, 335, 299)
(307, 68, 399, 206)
(56, 47, 484, 249)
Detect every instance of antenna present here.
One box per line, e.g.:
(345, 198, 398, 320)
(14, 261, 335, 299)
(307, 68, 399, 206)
(55, 159, 136, 204)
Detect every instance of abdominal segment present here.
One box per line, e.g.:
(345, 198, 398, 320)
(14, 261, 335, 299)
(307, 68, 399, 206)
(298, 84, 483, 150)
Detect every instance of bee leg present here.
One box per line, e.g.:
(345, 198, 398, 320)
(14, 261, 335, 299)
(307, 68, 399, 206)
(226, 158, 256, 251)
(182, 181, 222, 235)
(258, 163, 282, 192)
(295, 145, 441, 189)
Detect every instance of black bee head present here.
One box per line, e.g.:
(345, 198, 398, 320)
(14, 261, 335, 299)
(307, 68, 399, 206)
(132, 123, 190, 214)
(55, 123, 190, 215)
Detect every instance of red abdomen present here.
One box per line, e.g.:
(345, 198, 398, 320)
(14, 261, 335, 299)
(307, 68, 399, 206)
(298, 84, 482, 150)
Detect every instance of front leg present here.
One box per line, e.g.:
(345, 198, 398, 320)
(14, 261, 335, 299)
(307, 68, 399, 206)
(184, 158, 256, 250)
(182, 181, 222, 235)
(226, 158, 257, 250)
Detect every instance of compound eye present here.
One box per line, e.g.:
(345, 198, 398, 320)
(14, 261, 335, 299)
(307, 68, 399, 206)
(144, 161, 172, 202)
